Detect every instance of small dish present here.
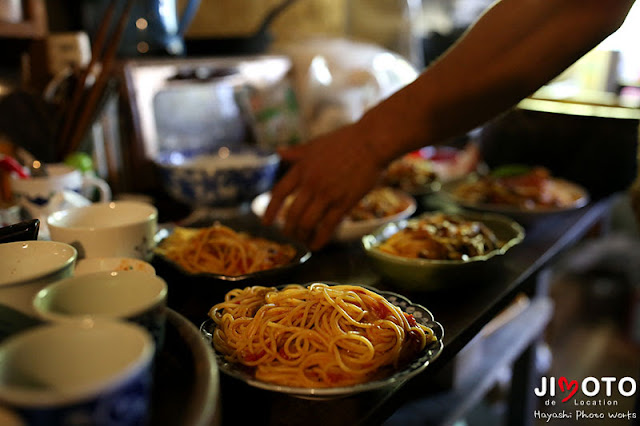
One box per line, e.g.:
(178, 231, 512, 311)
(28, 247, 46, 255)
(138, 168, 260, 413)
(149, 308, 220, 425)
(362, 211, 525, 291)
(439, 171, 590, 226)
(382, 145, 486, 196)
(251, 188, 417, 242)
(200, 284, 444, 399)
(382, 153, 441, 196)
(154, 221, 311, 282)
(74, 257, 156, 276)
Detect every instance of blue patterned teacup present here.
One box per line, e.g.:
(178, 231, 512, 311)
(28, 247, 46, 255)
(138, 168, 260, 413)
(32, 271, 168, 351)
(0, 321, 155, 426)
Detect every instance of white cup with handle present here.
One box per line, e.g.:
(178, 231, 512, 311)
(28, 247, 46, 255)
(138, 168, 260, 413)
(9, 163, 111, 238)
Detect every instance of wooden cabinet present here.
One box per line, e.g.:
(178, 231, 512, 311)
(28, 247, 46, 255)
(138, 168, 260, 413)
(0, 0, 47, 39)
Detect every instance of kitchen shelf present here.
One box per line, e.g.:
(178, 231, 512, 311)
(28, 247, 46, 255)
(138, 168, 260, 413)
(0, 0, 47, 39)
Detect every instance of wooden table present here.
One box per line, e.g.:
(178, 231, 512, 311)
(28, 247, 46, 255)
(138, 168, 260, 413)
(152, 194, 614, 426)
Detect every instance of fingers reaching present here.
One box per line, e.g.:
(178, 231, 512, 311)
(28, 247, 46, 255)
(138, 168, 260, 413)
(293, 192, 336, 244)
(263, 122, 389, 251)
(283, 189, 313, 238)
(309, 207, 347, 251)
(263, 166, 299, 226)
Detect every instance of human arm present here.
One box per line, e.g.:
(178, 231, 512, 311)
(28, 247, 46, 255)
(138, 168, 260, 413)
(264, 0, 636, 250)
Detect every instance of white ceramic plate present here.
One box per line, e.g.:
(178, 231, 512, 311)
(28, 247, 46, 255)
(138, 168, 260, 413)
(251, 190, 417, 242)
(440, 175, 590, 226)
(200, 284, 444, 399)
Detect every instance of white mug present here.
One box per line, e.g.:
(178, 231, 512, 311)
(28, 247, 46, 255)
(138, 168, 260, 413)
(10, 164, 112, 238)
(47, 201, 158, 261)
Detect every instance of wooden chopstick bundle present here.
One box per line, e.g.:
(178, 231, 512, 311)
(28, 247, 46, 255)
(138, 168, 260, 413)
(55, 0, 117, 151)
(55, 0, 135, 160)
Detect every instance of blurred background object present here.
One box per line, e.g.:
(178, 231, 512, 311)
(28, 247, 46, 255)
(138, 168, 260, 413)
(274, 37, 419, 139)
(0, 202, 22, 228)
(345, 0, 424, 69)
(45, 31, 91, 77)
(81, 0, 202, 57)
(181, 0, 344, 53)
(478, 103, 640, 201)
(182, 0, 299, 57)
(0, 0, 23, 24)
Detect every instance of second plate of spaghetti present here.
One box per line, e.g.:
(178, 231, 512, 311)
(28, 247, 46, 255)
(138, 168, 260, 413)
(200, 282, 444, 399)
(154, 221, 312, 282)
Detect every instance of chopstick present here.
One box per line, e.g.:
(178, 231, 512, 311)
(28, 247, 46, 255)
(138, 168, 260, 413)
(56, 0, 135, 160)
(55, 0, 117, 152)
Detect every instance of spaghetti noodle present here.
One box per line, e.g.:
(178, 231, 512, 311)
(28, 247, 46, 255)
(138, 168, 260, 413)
(377, 213, 503, 260)
(155, 223, 297, 276)
(209, 283, 437, 388)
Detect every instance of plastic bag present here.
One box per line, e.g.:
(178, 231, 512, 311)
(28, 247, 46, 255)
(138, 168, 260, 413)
(273, 37, 419, 139)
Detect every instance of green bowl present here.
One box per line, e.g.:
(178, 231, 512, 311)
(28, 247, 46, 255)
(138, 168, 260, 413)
(361, 211, 525, 291)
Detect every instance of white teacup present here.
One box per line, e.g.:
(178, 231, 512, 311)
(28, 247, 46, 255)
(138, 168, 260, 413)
(74, 257, 156, 276)
(10, 164, 112, 238)
(47, 201, 158, 260)
(0, 321, 155, 426)
(33, 270, 168, 350)
(0, 240, 77, 316)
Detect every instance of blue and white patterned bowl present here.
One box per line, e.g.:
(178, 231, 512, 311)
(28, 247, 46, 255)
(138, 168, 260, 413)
(153, 148, 280, 207)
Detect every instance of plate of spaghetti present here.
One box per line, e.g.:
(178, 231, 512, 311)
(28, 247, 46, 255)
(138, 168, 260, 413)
(154, 222, 311, 281)
(200, 282, 444, 399)
(251, 186, 417, 242)
(362, 211, 525, 290)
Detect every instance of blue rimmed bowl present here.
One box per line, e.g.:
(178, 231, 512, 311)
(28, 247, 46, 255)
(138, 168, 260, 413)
(153, 147, 280, 207)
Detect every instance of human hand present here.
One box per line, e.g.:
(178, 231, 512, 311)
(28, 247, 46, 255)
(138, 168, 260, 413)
(263, 123, 386, 250)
